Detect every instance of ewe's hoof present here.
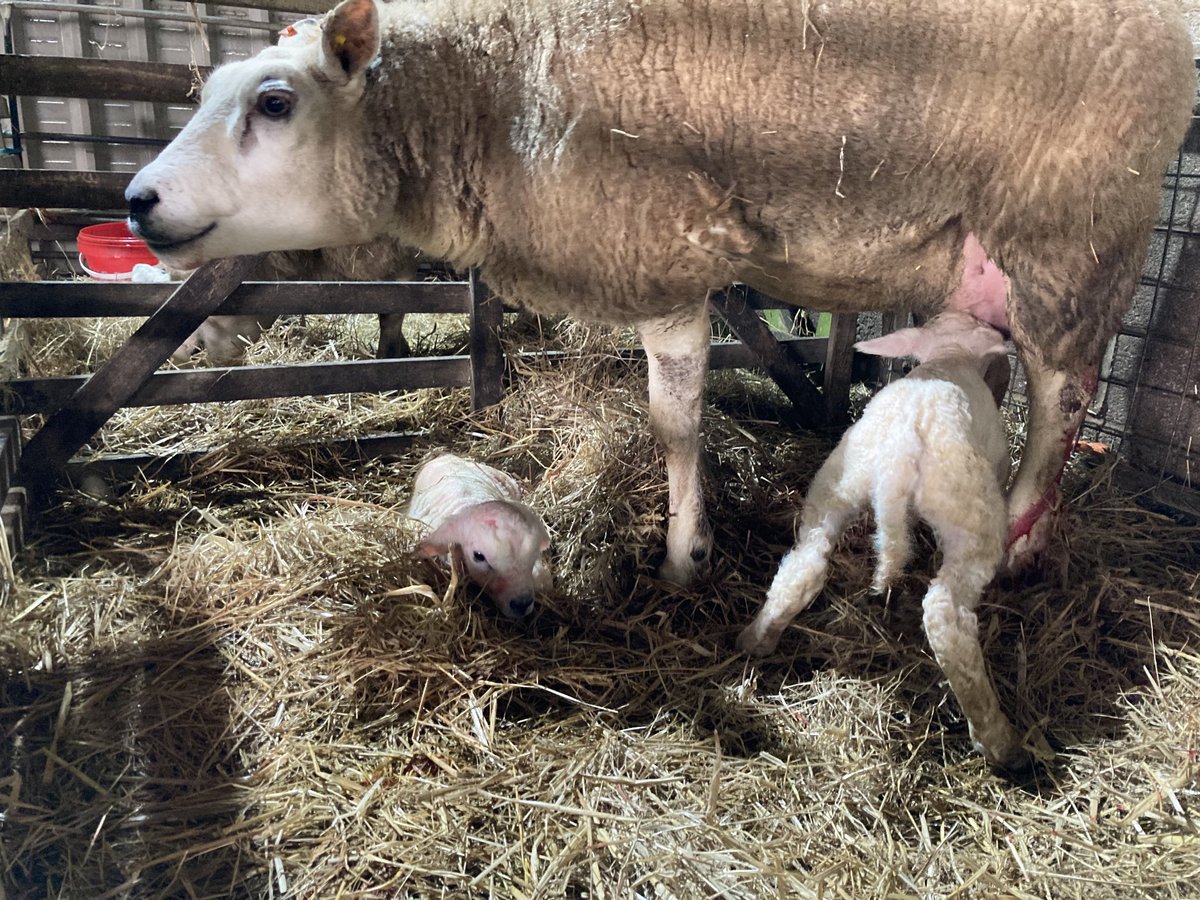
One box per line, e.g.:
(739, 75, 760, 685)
(1004, 501, 1058, 573)
(657, 558, 701, 586)
(657, 539, 712, 586)
(975, 725, 1039, 774)
(987, 744, 1034, 775)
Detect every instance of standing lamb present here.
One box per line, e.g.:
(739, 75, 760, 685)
(738, 311, 1022, 769)
(409, 453, 551, 619)
(124, 0, 1195, 584)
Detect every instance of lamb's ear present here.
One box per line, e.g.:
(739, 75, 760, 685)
(322, 0, 379, 80)
(854, 327, 925, 360)
(416, 519, 457, 558)
(416, 536, 447, 559)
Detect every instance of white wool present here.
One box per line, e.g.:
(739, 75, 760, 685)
(407, 453, 527, 528)
(739, 315, 1024, 769)
(407, 453, 551, 619)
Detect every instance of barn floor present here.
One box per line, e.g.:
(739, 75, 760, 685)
(2, 311, 1198, 898)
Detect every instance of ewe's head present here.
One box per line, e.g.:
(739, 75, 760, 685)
(126, 0, 386, 268)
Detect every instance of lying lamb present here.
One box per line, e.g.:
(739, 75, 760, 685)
(738, 311, 1024, 769)
(408, 453, 551, 619)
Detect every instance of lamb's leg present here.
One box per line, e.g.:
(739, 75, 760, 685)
(870, 457, 917, 593)
(639, 309, 713, 586)
(738, 443, 858, 655)
(922, 525, 1024, 769)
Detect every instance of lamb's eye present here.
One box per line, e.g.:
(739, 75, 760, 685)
(256, 91, 292, 118)
(472, 551, 487, 564)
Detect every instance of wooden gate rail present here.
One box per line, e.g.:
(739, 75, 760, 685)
(0, 279, 476, 317)
(0, 280, 849, 422)
(0, 267, 852, 564)
(1, 260, 506, 494)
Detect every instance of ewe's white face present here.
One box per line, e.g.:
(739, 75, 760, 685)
(126, 0, 382, 269)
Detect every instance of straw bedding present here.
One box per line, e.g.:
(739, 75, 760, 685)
(2, 311, 1198, 899)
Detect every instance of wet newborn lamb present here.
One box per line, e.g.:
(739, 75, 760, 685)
(408, 453, 551, 619)
(738, 311, 1024, 769)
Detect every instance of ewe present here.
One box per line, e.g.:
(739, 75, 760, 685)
(126, 0, 1195, 581)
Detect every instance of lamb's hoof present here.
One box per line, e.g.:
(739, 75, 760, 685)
(736, 624, 777, 657)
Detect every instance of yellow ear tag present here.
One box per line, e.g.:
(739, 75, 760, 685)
(334, 33, 348, 47)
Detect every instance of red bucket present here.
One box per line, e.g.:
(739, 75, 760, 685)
(77, 221, 160, 280)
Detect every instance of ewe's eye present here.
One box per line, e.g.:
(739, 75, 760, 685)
(256, 90, 293, 119)
(472, 551, 487, 564)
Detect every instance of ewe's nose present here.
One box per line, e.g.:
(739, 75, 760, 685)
(126, 186, 160, 225)
(507, 594, 534, 618)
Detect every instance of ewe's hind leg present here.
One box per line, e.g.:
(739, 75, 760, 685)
(377, 313, 409, 358)
(639, 310, 713, 585)
(738, 443, 859, 656)
(1005, 244, 1140, 568)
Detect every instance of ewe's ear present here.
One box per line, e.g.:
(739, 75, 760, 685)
(323, 0, 379, 80)
(854, 327, 924, 360)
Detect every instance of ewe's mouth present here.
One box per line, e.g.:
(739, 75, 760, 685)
(135, 222, 217, 253)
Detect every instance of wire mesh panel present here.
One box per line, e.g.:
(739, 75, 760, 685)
(1117, 129, 1200, 491)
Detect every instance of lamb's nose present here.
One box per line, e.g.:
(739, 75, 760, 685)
(126, 187, 160, 223)
(508, 594, 534, 618)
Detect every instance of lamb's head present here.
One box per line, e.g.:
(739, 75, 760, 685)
(417, 501, 552, 620)
(856, 310, 1012, 403)
(125, 0, 388, 268)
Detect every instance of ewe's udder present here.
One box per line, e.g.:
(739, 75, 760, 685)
(950, 233, 1010, 332)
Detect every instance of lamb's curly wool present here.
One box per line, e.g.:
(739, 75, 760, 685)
(739, 313, 1023, 769)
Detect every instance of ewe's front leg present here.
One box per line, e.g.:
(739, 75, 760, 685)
(639, 311, 713, 586)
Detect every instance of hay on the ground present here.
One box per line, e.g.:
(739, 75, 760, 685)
(2, 311, 1198, 898)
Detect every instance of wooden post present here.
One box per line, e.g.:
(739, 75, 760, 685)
(469, 268, 504, 410)
(711, 288, 823, 427)
(17, 254, 261, 492)
(822, 313, 859, 425)
(878, 312, 906, 386)
(0, 417, 26, 557)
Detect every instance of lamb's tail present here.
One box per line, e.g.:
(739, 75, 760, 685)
(869, 451, 920, 593)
